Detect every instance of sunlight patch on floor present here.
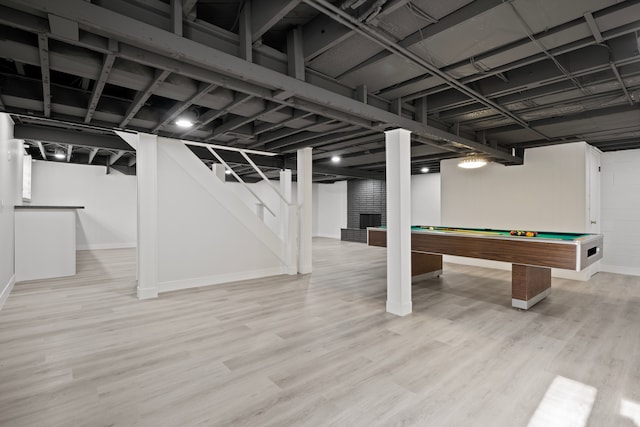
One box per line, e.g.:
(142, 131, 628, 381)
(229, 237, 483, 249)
(621, 398, 640, 426)
(528, 376, 597, 427)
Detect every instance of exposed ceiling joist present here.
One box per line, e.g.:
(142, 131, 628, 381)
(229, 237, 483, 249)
(171, 0, 183, 37)
(270, 128, 371, 152)
(182, 0, 198, 20)
(88, 147, 99, 164)
(258, 117, 334, 146)
(584, 11, 604, 43)
(207, 103, 287, 141)
(120, 69, 172, 128)
(14, 124, 131, 150)
(254, 111, 315, 135)
(306, 162, 385, 180)
(609, 63, 635, 106)
(85, 39, 118, 123)
(37, 141, 46, 159)
(37, 33, 51, 117)
(181, 94, 254, 138)
(252, 0, 302, 42)
(109, 150, 125, 165)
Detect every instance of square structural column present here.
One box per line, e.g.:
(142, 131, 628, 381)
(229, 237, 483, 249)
(135, 133, 159, 299)
(280, 169, 297, 275)
(297, 147, 312, 274)
(385, 129, 412, 316)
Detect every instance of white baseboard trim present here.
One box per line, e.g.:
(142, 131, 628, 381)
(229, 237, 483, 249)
(283, 266, 298, 275)
(600, 264, 640, 277)
(313, 234, 341, 240)
(0, 274, 16, 311)
(137, 286, 158, 300)
(158, 267, 284, 293)
(77, 242, 137, 251)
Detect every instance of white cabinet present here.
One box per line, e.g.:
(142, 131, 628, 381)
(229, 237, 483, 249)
(15, 206, 83, 282)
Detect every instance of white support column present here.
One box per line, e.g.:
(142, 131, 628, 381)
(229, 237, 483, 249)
(385, 129, 412, 316)
(297, 147, 312, 274)
(280, 169, 297, 275)
(136, 133, 159, 299)
(211, 163, 226, 181)
(280, 169, 292, 237)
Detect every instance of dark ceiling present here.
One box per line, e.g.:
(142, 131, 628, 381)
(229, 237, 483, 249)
(0, 0, 639, 181)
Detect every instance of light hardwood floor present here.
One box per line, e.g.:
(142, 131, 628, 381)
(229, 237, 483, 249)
(1, 238, 639, 426)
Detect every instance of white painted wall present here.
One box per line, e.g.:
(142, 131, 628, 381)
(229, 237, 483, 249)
(411, 173, 441, 226)
(600, 149, 640, 276)
(313, 181, 347, 239)
(442, 142, 589, 231)
(441, 142, 595, 279)
(0, 114, 21, 309)
(29, 160, 137, 250)
(154, 138, 283, 291)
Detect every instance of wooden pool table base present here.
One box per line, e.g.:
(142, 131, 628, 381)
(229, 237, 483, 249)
(409, 253, 552, 309)
(511, 264, 552, 309)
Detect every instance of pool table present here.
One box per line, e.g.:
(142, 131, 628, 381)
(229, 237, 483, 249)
(367, 226, 604, 309)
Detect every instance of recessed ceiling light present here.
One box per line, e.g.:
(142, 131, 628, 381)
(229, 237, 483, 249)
(175, 110, 197, 128)
(331, 155, 340, 163)
(54, 148, 65, 159)
(175, 118, 194, 128)
(225, 169, 232, 175)
(421, 167, 429, 173)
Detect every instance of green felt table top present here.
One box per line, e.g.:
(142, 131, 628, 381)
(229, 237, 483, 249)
(404, 226, 590, 241)
(370, 225, 590, 240)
